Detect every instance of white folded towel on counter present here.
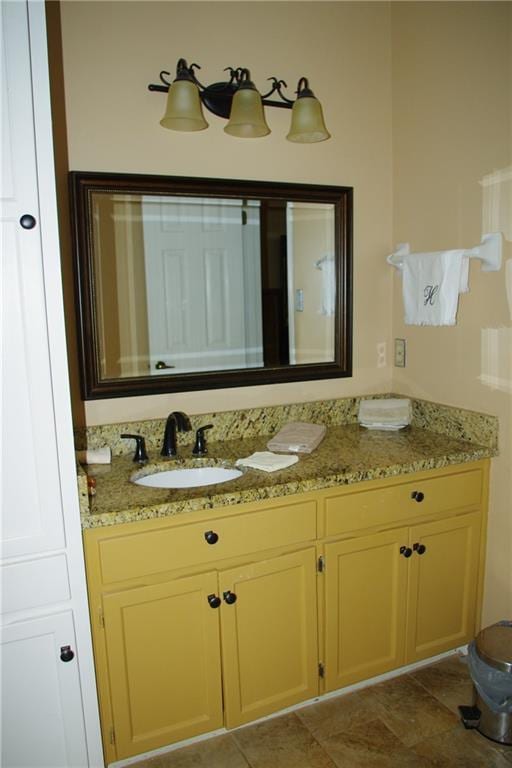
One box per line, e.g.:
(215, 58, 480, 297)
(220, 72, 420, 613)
(235, 452, 299, 473)
(76, 447, 111, 464)
(402, 249, 467, 326)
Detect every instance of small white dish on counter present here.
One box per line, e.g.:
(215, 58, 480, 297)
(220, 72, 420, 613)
(358, 397, 412, 430)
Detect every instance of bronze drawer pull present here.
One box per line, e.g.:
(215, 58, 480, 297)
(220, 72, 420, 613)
(207, 594, 221, 609)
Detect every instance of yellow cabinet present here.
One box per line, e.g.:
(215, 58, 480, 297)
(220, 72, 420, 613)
(323, 511, 482, 693)
(83, 460, 488, 762)
(102, 571, 223, 758)
(324, 527, 409, 691)
(101, 547, 318, 759)
(84, 495, 319, 761)
(220, 547, 318, 728)
(406, 511, 481, 662)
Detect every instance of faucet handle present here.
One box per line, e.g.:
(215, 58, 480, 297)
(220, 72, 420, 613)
(192, 424, 213, 456)
(121, 434, 149, 463)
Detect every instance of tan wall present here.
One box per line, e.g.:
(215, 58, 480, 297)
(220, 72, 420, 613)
(391, 2, 512, 624)
(57, 0, 394, 425)
(292, 206, 335, 363)
(56, 0, 510, 622)
(92, 195, 122, 379)
(55, 0, 510, 630)
(46, 1, 86, 427)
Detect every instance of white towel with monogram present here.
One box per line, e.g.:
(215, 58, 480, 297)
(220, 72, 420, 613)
(402, 249, 468, 326)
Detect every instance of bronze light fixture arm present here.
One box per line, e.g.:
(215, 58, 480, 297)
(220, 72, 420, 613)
(149, 59, 204, 91)
(147, 73, 173, 93)
(260, 77, 295, 108)
(148, 64, 305, 113)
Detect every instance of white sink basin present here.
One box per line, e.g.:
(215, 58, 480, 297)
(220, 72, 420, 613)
(134, 466, 243, 489)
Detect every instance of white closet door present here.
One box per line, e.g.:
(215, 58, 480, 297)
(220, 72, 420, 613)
(1, 0, 65, 558)
(1, 4, 103, 766)
(1, 612, 89, 768)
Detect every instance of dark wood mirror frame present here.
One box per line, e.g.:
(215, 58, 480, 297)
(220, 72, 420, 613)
(70, 172, 353, 399)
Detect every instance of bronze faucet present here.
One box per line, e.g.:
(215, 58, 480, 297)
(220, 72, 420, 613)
(160, 411, 192, 457)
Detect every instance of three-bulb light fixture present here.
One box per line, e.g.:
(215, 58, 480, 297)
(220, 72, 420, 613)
(148, 59, 331, 143)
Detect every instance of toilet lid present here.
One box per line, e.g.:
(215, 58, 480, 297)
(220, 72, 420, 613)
(476, 622, 512, 674)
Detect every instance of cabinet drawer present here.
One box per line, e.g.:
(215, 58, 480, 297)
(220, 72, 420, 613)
(98, 498, 317, 585)
(324, 468, 482, 537)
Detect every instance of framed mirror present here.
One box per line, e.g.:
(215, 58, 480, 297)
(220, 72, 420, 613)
(70, 172, 352, 399)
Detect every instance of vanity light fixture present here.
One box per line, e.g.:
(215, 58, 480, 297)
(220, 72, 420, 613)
(148, 59, 331, 143)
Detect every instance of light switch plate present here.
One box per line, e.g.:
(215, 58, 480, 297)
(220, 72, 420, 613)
(394, 338, 406, 367)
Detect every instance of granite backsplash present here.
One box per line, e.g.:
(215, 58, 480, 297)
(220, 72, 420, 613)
(74, 393, 498, 457)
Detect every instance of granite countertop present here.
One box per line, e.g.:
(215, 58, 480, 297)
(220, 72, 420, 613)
(80, 422, 495, 529)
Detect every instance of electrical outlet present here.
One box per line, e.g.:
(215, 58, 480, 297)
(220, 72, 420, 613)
(394, 338, 406, 367)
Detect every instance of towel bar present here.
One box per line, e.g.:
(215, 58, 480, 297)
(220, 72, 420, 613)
(387, 232, 502, 272)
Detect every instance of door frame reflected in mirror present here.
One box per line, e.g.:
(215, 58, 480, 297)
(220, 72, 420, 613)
(70, 172, 353, 399)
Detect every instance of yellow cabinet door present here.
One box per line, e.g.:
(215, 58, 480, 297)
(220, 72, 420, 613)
(103, 572, 223, 759)
(406, 511, 481, 663)
(220, 547, 319, 728)
(324, 528, 409, 691)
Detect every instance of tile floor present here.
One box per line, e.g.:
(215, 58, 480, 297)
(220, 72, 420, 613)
(130, 655, 512, 768)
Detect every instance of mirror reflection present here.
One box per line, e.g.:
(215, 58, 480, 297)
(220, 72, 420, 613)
(71, 173, 352, 398)
(92, 193, 336, 379)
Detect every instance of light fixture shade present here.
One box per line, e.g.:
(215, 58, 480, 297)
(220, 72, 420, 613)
(286, 95, 330, 143)
(160, 79, 208, 132)
(224, 87, 270, 138)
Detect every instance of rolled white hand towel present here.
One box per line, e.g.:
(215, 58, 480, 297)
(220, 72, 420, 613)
(76, 447, 111, 465)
